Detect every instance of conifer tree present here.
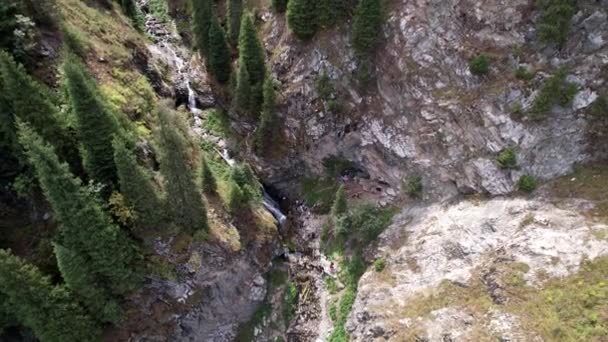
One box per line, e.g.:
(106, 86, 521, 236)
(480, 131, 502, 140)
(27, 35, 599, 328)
(254, 76, 278, 153)
(287, 0, 317, 40)
(64, 56, 120, 187)
(17, 123, 139, 295)
(352, 0, 382, 56)
(331, 184, 347, 218)
(0, 249, 99, 342)
(208, 15, 231, 84)
(238, 13, 266, 85)
(234, 63, 252, 114)
(272, 0, 287, 13)
(156, 106, 208, 231)
(201, 156, 217, 195)
(0, 51, 69, 158)
(226, 0, 242, 46)
(120, 0, 143, 28)
(191, 0, 213, 55)
(53, 243, 121, 323)
(113, 136, 162, 229)
(227, 178, 245, 214)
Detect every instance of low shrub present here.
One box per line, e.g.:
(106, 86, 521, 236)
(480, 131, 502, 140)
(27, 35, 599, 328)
(497, 147, 517, 169)
(515, 66, 535, 81)
(528, 69, 578, 120)
(373, 258, 386, 272)
(469, 54, 490, 76)
(518, 174, 537, 192)
(403, 175, 422, 198)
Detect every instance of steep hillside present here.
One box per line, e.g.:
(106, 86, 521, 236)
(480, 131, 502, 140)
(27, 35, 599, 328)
(0, 0, 607, 341)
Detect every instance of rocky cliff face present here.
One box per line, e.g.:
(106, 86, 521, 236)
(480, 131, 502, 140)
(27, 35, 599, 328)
(260, 0, 607, 200)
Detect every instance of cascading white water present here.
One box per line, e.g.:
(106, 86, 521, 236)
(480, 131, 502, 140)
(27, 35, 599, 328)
(220, 149, 287, 226)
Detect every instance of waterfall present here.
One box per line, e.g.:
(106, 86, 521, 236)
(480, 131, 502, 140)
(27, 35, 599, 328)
(220, 149, 287, 226)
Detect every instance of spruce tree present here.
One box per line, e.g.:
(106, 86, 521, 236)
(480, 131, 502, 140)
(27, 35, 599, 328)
(272, 0, 287, 13)
(64, 55, 120, 187)
(331, 184, 347, 218)
(0, 249, 99, 342)
(208, 15, 231, 84)
(238, 13, 266, 85)
(120, 0, 143, 28)
(254, 76, 278, 153)
(234, 63, 252, 114)
(17, 123, 139, 295)
(352, 0, 382, 56)
(201, 156, 217, 195)
(226, 0, 242, 46)
(227, 178, 245, 214)
(0, 51, 69, 157)
(113, 136, 163, 229)
(287, 0, 317, 40)
(156, 106, 208, 231)
(53, 243, 121, 323)
(191, 0, 213, 55)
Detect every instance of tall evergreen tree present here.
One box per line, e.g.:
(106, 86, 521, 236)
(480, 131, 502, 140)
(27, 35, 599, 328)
(191, 0, 213, 55)
(352, 0, 382, 56)
(331, 184, 347, 218)
(271, 0, 287, 13)
(227, 177, 245, 214)
(254, 76, 278, 153)
(234, 63, 252, 114)
(53, 243, 121, 323)
(17, 123, 139, 296)
(238, 13, 266, 85)
(64, 55, 120, 187)
(226, 0, 242, 46)
(0, 1, 19, 50)
(208, 15, 231, 84)
(200, 156, 217, 195)
(0, 51, 69, 157)
(113, 136, 163, 229)
(287, 0, 317, 40)
(156, 106, 208, 231)
(0, 249, 99, 342)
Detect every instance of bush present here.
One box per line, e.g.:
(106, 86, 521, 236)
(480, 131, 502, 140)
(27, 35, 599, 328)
(515, 66, 535, 81)
(497, 147, 517, 169)
(518, 174, 537, 192)
(536, 0, 576, 45)
(529, 69, 578, 120)
(403, 175, 422, 197)
(469, 54, 490, 75)
(316, 71, 335, 101)
(373, 258, 386, 272)
(590, 94, 607, 117)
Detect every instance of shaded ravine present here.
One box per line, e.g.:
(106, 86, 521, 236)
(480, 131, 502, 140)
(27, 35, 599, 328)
(139, 4, 331, 341)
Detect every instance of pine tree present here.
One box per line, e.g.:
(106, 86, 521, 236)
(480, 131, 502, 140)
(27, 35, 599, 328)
(53, 243, 121, 323)
(271, 0, 287, 13)
(0, 249, 99, 342)
(226, 0, 242, 46)
(17, 122, 139, 295)
(201, 156, 217, 195)
(331, 184, 347, 217)
(234, 63, 252, 114)
(156, 106, 208, 231)
(254, 76, 278, 153)
(208, 15, 231, 84)
(287, 0, 317, 40)
(120, 0, 143, 28)
(64, 55, 120, 187)
(317, 0, 337, 28)
(238, 13, 266, 85)
(0, 51, 69, 157)
(113, 136, 163, 229)
(227, 178, 245, 214)
(352, 0, 382, 56)
(191, 0, 213, 55)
